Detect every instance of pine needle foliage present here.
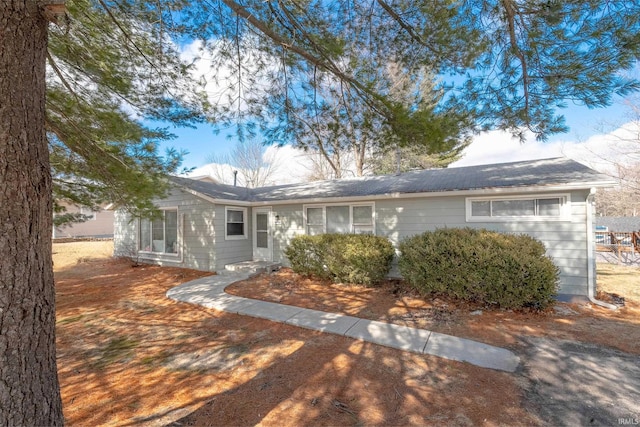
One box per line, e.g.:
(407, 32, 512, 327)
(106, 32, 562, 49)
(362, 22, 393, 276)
(47, 0, 209, 220)
(45, 0, 640, 215)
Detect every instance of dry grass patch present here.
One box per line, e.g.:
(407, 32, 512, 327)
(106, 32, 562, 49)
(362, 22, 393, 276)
(596, 262, 640, 304)
(53, 240, 114, 269)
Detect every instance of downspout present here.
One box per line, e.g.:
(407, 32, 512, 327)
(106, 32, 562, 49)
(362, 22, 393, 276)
(586, 188, 618, 310)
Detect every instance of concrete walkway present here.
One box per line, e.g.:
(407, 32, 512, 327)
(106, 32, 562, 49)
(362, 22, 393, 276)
(166, 272, 520, 373)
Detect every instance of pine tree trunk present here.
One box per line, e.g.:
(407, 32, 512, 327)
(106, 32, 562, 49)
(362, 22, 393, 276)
(0, 1, 63, 425)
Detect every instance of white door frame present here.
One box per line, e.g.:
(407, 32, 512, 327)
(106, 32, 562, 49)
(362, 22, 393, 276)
(253, 207, 273, 261)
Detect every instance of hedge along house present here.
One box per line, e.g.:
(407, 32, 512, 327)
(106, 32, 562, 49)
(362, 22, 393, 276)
(114, 157, 616, 303)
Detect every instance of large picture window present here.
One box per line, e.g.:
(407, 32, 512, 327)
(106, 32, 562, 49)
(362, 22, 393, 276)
(226, 207, 247, 239)
(139, 209, 178, 254)
(304, 203, 374, 235)
(466, 194, 569, 221)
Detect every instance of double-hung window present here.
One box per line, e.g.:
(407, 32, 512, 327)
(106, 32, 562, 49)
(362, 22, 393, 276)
(226, 207, 247, 239)
(466, 194, 569, 221)
(352, 205, 374, 234)
(304, 203, 374, 234)
(306, 207, 324, 235)
(139, 209, 178, 254)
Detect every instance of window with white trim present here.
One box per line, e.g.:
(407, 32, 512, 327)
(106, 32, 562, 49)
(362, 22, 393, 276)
(139, 209, 178, 254)
(226, 207, 247, 239)
(304, 203, 374, 234)
(466, 195, 569, 221)
(306, 207, 324, 235)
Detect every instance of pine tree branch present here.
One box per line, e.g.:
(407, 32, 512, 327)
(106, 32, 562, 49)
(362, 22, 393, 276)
(95, 0, 185, 102)
(235, 15, 242, 117)
(45, 114, 131, 173)
(276, 1, 344, 79)
(221, 0, 387, 117)
(96, 0, 155, 70)
(375, 0, 441, 57)
(46, 51, 80, 102)
(502, 0, 530, 126)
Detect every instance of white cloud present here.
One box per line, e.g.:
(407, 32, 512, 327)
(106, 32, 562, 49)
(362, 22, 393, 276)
(451, 130, 563, 167)
(184, 120, 640, 186)
(179, 39, 278, 113)
(262, 145, 314, 184)
(184, 144, 314, 186)
(451, 122, 640, 175)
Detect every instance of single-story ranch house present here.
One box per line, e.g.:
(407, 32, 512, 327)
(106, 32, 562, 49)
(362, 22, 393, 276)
(114, 157, 616, 301)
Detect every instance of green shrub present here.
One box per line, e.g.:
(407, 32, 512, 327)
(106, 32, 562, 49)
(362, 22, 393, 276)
(324, 234, 395, 286)
(398, 228, 559, 309)
(284, 234, 395, 286)
(283, 234, 328, 278)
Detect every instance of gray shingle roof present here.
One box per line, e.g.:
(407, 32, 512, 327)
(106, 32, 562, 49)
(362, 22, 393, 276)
(595, 217, 640, 232)
(172, 157, 615, 203)
(170, 176, 252, 202)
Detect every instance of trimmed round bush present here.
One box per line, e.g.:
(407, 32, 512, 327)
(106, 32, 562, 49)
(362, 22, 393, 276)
(284, 234, 395, 286)
(398, 228, 559, 309)
(283, 234, 328, 278)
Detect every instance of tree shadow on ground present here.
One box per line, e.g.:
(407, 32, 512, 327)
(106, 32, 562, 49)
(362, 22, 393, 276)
(55, 259, 533, 426)
(519, 336, 640, 426)
(56, 258, 640, 426)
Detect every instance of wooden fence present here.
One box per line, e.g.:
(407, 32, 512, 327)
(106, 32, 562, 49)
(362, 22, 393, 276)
(595, 231, 640, 253)
(595, 231, 640, 265)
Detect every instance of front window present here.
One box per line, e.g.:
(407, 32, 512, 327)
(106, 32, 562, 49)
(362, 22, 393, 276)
(352, 205, 374, 234)
(306, 207, 324, 235)
(491, 199, 536, 217)
(326, 205, 350, 233)
(304, 203, 374, 235)
(467, 195, 568, 221)
(139, 209, 178, 254)
(226, 207, 247, 239)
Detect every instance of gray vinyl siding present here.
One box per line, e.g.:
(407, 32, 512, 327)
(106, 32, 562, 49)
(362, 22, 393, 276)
(113, 210, 137, 256)
(178, 193, 216, 271)
(211, 204, 253, 270)
(271, 204, 305, 266)
(113, 189, 254, 272)
(374, 190, 591, 296)
(267, 192, 591, 295)
(114, 189, 217, 271)
(375, 196, 464, 278)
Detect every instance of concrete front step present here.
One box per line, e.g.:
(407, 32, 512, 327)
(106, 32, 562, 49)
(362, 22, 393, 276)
(222, 260, 281, 275)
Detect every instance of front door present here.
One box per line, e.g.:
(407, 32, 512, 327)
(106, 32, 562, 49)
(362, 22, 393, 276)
(253, 207, 272, 261)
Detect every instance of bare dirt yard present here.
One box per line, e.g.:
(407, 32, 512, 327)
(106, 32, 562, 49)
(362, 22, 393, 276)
(55, 241, 640, 426)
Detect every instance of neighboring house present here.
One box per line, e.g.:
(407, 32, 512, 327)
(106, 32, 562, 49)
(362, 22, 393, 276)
(594, 216, 640, 255)
(53, 202, 115, 239)
(114, 157, 616, 299)
(595, 216, 640, 232)
(183, 173, 218, 184)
